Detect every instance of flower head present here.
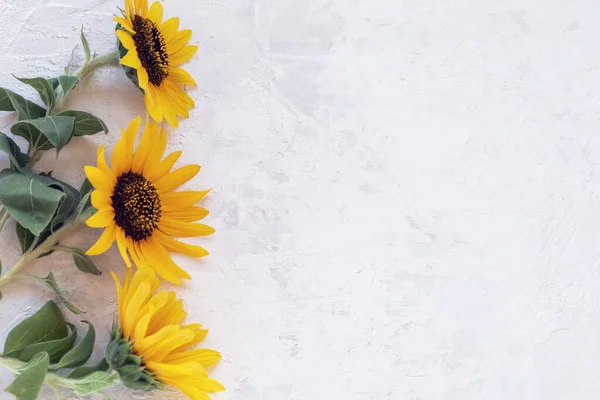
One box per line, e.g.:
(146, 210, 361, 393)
(116, 0, 197, 127)
(107, 269, 224, 398)
(84, 116, 214, 284)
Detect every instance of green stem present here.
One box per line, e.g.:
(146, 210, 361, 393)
(0, 210, 8, 233)
(0, 356, 119, 395)
(0, 220, 80, 289)
(74, 50, 120, 80)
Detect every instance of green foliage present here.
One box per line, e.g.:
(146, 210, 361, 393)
(0, 132, 29, 169)
(64, 247, 102, 275)
(3, 301, 67, 357)
(14, 77, 55, 110)
(5, 352, 49, 400)
(81, 28, 91, 64)
(0, 88, 46, 120)
(39, 273, 85, 315)
(13, 116, 75, 154)
(1, 302, 117, 398)
(71, 371, 119, 396)
(67, 358, 109, 379)
(106, 322, 161, 391)
(57, 110, 108, 136)
(51, 321, 95, 369)
(0, 170, 64, 235)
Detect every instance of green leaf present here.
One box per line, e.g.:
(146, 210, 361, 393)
(14, 77, 55, 110)
(81, 28, 91, 64)
(5, 352, 49, 400)
(55, 75, 79, 101)
(0, 88, 46, 121)
(15, 223, 35, 254)
(0, 170, 64, 234)
(29, 172, 80, 233)
(0, 132, 29, 169)
(64, 247, 101, 275)
(80, 178, 93, 198)
(72, 371, 119, 396)
(51, 321, 95, 370)
(56, 110, 108, 137)
(40, 273, 85, 315)
(68, 358, 109, 379)
(18, 323, 77, 363)
(10, 119, 52, 152)
(3, 301, 67, 356)
(12, 116, 75, 154)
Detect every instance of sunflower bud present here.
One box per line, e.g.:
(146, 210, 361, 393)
(106, 321, 161, 391)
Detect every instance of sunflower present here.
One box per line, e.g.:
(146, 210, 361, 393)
(115, 0, 197, 127)
(84, 116, 214, 284)
(107, 268, 224, 399)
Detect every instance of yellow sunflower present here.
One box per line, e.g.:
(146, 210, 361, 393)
(108, 268, 224, 399)
(115, 0, 197, 127)
(84, 116, 214, 284)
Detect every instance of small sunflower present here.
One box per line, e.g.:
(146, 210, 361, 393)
(115, 0, 197, 127)
(107, 268, 224, 399)
(84, 116, 214, 284)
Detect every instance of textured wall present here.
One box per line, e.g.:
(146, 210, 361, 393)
(0, 0, 599, 399)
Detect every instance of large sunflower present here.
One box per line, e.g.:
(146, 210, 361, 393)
(84, 116, 214, 284)
(115, 0, 197, 127)
(108, 268, 224, 398)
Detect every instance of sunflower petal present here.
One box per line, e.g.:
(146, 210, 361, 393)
(86, 207, 115, 228)
(116, 30, 136, 50)
(163, 349, 222, 367)
(164, 206, 209, 223)
(139, 237, 191, 284)
(169, 68, 196, 85)
(155, 165, 200, 193)
(146, 151, 181, 183)
(153, 229, 209, 257)
(167, 29, 192, 55)
(161, 17, 180, 40)
(116, 228, 132, 268)
(85, 166, 115, 193)
(120, 49, 142, 69)
(115, 17, 135, 34)
(159, 218, 215, 237)
(91, 190, 110, 209)
(96, 145, 115, 179)
(148, 0, 163, 23)
(131, 118, 158, 173)
(86, 223, 116, 255)
(170, 45, 198, 66)
(161, 190, 210, 211)
(142, 128, 168, 179)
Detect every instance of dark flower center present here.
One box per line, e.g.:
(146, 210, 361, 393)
(132, 15, 169, 86)
(111, 171, 161, 241)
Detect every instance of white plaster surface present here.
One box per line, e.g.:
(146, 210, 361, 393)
(0, 0, 599, 399)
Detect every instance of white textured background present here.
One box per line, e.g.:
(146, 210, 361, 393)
(0, 0, 599, 399)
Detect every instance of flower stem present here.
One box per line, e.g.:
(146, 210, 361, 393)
(0, 355, 119, 396)
(74, 50, 120, 80)
(0, 220, 80, 289)
(0, 210, 9, 233)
